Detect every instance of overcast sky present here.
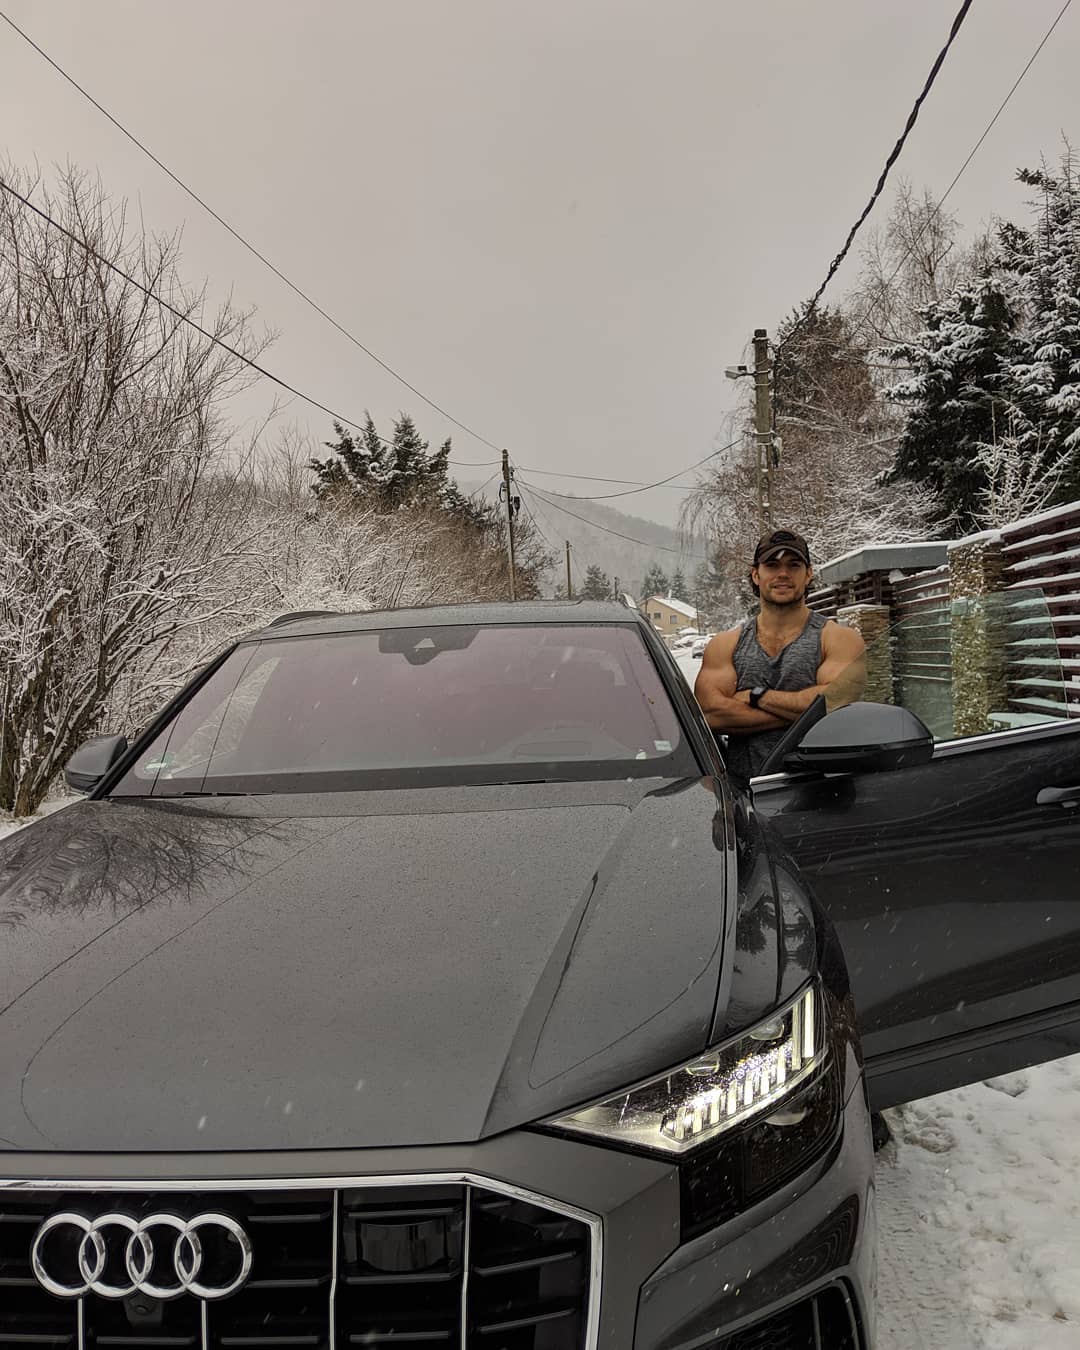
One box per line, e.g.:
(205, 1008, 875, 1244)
(1, 0, 1075, 525)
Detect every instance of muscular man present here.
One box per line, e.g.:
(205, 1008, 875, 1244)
(695, 529, 865, 782)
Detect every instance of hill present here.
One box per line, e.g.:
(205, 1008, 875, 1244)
(459, 479, 707, 601)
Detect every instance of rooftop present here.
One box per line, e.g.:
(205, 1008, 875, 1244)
(246, 599, 646, 641)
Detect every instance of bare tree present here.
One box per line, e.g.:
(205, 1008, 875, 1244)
(683, 308, 937, 605)
(976, 418, 1069, 530)
(847, 180, 992, 349)
(0, 164, 267, 815)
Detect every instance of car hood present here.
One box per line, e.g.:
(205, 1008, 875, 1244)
(0, 780, 730, 1152)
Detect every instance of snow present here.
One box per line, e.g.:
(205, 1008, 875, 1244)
(672, 650, 1080, 1346)
(877, 1063, 1080, 1348)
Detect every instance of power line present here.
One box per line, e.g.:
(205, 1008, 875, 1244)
(0, 8, 504, 465)
(847, 0, 1073, 343)
(0, 173, 503, 469)
(524, 440, 741, 502)
(518, 478, 708, 561)
(516, 465, 701, 490)
(780, 0, 975, 353)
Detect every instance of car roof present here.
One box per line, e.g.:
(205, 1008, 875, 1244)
(243, 600, 649, 641)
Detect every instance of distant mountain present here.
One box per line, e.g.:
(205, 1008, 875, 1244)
(458, 479, 707, 601)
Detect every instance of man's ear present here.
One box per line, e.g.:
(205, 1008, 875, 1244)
(806, 565, 814, 586)
(750, 565, 760, 589)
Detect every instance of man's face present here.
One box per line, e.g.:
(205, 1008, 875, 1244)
(752, 552, 812, 606)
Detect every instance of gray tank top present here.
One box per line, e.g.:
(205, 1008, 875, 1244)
(724, 610, 828, 780)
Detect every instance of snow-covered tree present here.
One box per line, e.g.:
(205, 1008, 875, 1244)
(670, 567, 687, 599)
(975, 420, 1069, 529)
(885, 275, 1020, 531)
(580, 564, 611, 599)
(640, 563, 669, 599)
(998, 156, 1080, 498)
(311, 413, 489, 526)
(0, 165, 267, 816)
(685, 306, 937, 597)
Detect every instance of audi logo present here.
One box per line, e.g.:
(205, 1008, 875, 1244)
(31, 1212, 253, 1301)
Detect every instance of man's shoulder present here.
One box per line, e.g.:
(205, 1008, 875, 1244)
(701, 625, 744, 663)
(821, 617, 866, 652)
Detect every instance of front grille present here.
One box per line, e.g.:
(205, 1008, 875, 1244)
(0, 1183, 595, 1350)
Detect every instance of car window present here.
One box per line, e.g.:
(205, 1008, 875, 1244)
(811, 585, 1073, 744)
(110, 623, 697, 795)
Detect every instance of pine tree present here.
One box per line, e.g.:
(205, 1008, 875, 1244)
(580, 564, 611, 599)
(885, 275, 1020, 531)
(309, 413, 493, 525)
(310, 415, 387, 500)
(999, 157, 1080, 498)
(640, 563, 669, 599)
(670, 567, 687, 599)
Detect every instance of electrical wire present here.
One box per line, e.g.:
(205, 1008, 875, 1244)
(779, 0, 975, 354)
(0, 8, 504, 465)
(518, 478, 709, 561)
(847, 0, 1073, 343)
(516, 465, 701, 490)
(523, 440, 741, 502)
(0, 173, 503, 467)
(516, 484, 589, 595)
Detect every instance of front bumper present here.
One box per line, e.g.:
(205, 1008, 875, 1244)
(0, 1047, 874, 1349)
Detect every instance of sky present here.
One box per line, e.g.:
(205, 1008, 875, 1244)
(0, 0, 1076, 526)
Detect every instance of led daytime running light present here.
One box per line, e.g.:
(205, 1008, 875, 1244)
(546, 984, 824, 1156)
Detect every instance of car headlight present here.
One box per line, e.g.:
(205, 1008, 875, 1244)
(544, 983, 825, 1156)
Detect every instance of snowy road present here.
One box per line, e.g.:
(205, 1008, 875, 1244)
(675, 649, 1080, 1346)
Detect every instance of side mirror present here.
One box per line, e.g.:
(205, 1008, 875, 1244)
(783, 703, 933, 775)
(64, 734, 129, 793)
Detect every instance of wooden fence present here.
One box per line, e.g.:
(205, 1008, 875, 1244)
(1001, 502, 1080, 720)
(805, 500, 1080, 731)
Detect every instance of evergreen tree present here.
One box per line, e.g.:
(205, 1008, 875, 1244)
(580, 563, 612, 599)
(640, 562, 669, 599)
(670, 567, 687, 598)
(310, 415, 387, 500)
(885, 275, 1021, 532)
(310, 413, 493, 526)
(998, 159, 1080, 497)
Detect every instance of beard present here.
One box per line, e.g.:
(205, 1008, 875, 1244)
(763, 582, 807, 607)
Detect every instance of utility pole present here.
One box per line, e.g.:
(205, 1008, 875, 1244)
(500, 449, 518, 600)
(613, 575, 620, 602)
(565, 541, 573, 598)
(752, 328, 773, 530)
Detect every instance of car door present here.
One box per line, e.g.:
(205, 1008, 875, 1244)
(750, 598, 1080, 1112)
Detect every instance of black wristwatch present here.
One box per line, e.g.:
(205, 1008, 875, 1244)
(748, 685, 768, 709)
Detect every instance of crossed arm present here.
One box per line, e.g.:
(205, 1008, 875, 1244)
(693, 623, 866, 735)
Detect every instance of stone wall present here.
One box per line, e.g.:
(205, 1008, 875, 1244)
(836, 603, 893, 705)
(947, 533, 1007, 737)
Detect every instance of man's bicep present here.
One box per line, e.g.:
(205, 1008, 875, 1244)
(695, 635, 738, 702)
(817, 627, 867, 690)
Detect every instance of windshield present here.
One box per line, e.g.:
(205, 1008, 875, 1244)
(110, 623, 696, 795)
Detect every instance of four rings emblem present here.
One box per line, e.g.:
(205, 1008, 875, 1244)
(31, 1212, 253, 1301)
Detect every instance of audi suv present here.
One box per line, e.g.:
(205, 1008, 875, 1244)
(3, 602, 1078, 1349)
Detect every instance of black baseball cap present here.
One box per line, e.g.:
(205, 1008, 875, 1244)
(753, 529, 810, 566)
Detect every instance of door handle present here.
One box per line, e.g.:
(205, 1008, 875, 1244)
(1037, 785, 1080, 808)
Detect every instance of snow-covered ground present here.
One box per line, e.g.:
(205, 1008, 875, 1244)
(674, 648, 1080, 1347)
(5, 680, 1080, 1347)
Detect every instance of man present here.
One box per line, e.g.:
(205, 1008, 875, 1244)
(694, 529, 865, 782)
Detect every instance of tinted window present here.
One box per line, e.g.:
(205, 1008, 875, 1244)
(112, 623, 696, 795)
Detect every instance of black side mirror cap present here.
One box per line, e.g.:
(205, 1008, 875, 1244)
(64, 734, 129, 793)
(783, 702, 933, 775)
